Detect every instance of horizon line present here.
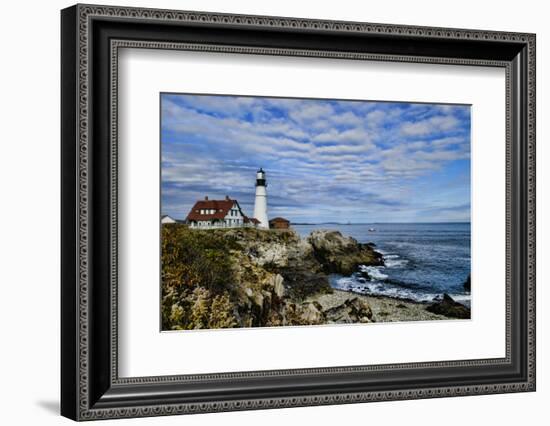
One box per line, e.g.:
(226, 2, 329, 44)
(290, 221, 471, 225)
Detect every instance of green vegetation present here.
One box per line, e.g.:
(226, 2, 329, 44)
(161, 224, 240, 330)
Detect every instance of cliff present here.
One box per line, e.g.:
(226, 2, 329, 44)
(161, 224, 459, 331)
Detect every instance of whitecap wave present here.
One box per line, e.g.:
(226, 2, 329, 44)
(363, 265, 388, 280)
(328, 247, 471, 304)
(331, 275, 437, 302)
(330, 274, 471, 305)
(384, 256, 408, 268)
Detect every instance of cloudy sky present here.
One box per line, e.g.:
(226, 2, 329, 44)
(161, 93, 470, 223)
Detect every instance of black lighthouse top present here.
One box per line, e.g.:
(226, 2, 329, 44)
(256, 168, 266, 187)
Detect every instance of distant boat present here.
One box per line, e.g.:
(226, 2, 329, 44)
(368, 228, 376, 232)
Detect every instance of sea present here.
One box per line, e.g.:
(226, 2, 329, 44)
(293, 223, 471, 306)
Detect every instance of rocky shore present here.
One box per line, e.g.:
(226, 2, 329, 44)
(161, 224, 469, 331)
(307, 290, 451, 323)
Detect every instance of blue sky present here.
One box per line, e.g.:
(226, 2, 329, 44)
(161, 94, 471, 223)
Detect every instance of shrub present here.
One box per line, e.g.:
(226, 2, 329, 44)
(161, 225, 240, 330)
(161, 225, 237, 294)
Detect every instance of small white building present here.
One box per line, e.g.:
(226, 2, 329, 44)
(161, 215, 177, 224)
(186, 196, 259, 229)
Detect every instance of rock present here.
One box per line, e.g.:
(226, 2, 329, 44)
(463, 274, 471, 292)
(231, 228, 305, 268)
(251, 244, 289, 267)
(346, 297, 373, 321)
(308, 230, 383, 276)
(325, 297, 373, 323)
(426, 293, 470, 319)
(261, 290, 272, 308)
(299, 302, 324, 324)
(277, 265, 332, 300)
(271, 274, 286, 298)
(252, 292, 264, 310)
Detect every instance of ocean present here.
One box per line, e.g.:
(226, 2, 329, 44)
(293, 223, 471, 305)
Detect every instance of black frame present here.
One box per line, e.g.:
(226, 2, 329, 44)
(61, 4, 536, 421)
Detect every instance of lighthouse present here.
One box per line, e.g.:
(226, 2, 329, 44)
(253, 168, 269, 229)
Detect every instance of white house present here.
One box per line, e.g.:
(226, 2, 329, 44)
(161, 215, 177, 224)
(186, 196, 260, 229)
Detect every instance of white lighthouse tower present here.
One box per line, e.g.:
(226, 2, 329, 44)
(253, 168, 269, 229)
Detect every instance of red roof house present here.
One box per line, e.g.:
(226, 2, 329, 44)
(186, 196, 259, 229)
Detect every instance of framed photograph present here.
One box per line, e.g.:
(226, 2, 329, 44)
(61, 4, 536, 421)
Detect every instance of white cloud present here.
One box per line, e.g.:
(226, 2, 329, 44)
(289, 103, 334, 123)
(400, 114, 460, 136)
(312, 128, 372, 145)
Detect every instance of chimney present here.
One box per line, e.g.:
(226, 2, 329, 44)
(225, 195, 230, 201)
(204, 196, 208, 200)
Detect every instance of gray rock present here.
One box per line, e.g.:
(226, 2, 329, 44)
(272, 274, 286, 298)
(426, 293, 470, 319)
(308, 230, 383, 276)
(299, 302, 324, 324)
(253, 292, 264, 310)
(324, 297, 373, 323)
(463, 274, 471, 292)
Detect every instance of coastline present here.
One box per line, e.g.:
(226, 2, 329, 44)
(161, 225, 470, 330)
(295, 222, 471, 306)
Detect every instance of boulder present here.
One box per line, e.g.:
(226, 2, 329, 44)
(277, 265, 332, 300)
(463, 274, 471, 292)
(299, 302, 325, 324)
(346, 297, 374, 321)
(426, 293, 470, 319)
(308, 230, 383, 276)
(325, 297, 373, 323)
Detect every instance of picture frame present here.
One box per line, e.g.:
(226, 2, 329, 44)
(61, 3, 536, 421)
